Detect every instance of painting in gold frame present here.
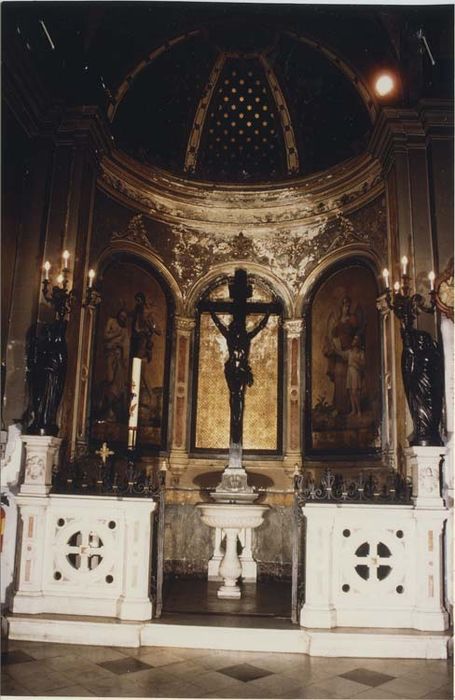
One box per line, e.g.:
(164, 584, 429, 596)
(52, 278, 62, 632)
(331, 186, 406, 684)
(90, 259, 170, 449)
(307, 263, 382, 453)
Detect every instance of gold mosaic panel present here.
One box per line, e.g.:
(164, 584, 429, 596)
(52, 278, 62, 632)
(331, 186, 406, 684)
(195, 313, 278, 450)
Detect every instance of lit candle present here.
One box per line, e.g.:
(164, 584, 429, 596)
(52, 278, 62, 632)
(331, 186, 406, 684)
(44, 261, 51, 280)
(56, 273, 64, 285)
(127, 357, 142, 449)
(88, 269, 95, 288)
(160, 459, 168, 473)
(382, 268, 390, 288)
(393, 281, 400, 293)
(428, 270, 435, 291)
(401, 256, 408, 275)
(62, 250, 70, 269)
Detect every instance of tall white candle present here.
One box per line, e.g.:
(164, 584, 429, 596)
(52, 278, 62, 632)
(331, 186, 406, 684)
(44, 261, 51, 280)
(393, 281, 400, 293)
(88, 269, 95, 288)
(401, 256, 408, 275)
(63, 250, 70, 269)
(382, 268, 390, 288)
(128, 357, 142, 449)
(428, 271, 435, 291)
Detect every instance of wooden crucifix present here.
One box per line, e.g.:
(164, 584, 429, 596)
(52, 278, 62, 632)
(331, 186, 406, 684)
(200, 269, 281, 469)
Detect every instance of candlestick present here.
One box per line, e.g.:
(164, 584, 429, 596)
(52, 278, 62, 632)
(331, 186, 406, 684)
(382, 268, 390, 288)
(44, 261, 51, 280)
(62, 250, 70, 269)
(383, 261, 442, 446)
(88, 269, 95, 288)
(128, 357, 142, 450)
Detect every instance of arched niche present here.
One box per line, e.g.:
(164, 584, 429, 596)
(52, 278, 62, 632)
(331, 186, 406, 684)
(89, 253, 175, 453)
(304, 258, 382, 458)
(190, 271, 284, 457)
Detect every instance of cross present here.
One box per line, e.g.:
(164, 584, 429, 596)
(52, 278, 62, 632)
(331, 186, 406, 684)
(355, 541, 394, 581)
(65, 529, 104, 572)
(199, 269, 281, 467)
(96, 442, 115, 465)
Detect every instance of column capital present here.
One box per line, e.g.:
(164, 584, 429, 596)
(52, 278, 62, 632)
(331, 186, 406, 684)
(175, 315, 196, 334)
(283, 319, 304, 338)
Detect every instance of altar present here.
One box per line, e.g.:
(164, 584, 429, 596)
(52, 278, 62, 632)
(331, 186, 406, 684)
(2, 3, 453, 662)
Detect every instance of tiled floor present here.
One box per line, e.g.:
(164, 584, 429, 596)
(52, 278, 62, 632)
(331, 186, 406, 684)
(1, 638, 452, 698)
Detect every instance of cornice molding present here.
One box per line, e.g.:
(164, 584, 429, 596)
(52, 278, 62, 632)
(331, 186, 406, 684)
(98, 149, 383, 232)
(369, 100, 454, 173)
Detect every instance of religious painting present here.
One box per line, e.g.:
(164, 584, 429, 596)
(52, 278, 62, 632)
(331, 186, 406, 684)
(193, 279, 282, 453)
(307, 263, 382, 454)
(90, 258, 171, 449)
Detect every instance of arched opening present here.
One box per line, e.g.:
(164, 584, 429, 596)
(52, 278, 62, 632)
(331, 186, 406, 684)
(89, 254, 175, 453)
(190, 271, 284, 458)
(304, 258, 382, 460)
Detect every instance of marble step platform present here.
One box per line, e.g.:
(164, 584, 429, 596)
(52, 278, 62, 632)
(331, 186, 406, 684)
(7, 613, 451, 659)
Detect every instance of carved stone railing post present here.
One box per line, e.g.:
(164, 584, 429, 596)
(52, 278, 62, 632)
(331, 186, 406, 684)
(377, 294, 397, 469)
(283, 319, 304, 475)
(20, 435, 62, 496)
(169, 316, 195, 477)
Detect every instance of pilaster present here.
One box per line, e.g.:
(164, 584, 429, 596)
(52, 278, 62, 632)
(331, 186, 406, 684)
(169, 316, 195, 477)
(300, 504, 337, 628)
(376, 294, 397, 469)
(283, 319, 304, 475)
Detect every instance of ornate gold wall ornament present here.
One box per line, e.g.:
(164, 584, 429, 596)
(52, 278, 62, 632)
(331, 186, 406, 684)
(111, 214, 155, 251)
(434, 257, 454, 321)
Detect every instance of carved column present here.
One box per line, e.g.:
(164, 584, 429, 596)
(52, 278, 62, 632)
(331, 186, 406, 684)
(376, 294, 397, 469)
(283, 319, 304, 475)
(169, 316, 195, 476)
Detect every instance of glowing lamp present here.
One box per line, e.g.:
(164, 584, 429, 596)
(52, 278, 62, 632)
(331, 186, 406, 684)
(375, 74, 395, 97)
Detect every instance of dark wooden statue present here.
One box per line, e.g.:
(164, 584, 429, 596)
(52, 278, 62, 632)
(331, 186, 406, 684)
(401, 325, 443, 446)
(386, 286, 444, 447)
(201, 269, 280, 465)
(27, 318, 68, 436)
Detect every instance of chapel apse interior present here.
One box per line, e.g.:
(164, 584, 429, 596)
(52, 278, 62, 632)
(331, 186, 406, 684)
(2, 1, 453, 620)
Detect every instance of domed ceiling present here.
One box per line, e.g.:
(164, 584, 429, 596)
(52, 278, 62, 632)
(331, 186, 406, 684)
(4, 2, 453, 184)
(111, 23, 372, 182)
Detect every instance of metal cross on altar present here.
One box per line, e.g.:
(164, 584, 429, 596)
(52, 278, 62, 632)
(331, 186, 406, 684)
(200, 269, 281, 471)
(96, 442, 115, 465)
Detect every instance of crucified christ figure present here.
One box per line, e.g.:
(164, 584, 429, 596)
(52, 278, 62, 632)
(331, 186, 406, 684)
(210, 308, 270, 448)
(204, 269, 276, 471)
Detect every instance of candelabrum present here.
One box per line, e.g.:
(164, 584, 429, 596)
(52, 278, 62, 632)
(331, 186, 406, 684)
(42, 254, 75, 320)
(382, 258, 443, 447)
(27, 252, 100, 436)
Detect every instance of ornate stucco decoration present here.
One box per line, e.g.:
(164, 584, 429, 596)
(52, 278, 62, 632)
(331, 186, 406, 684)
(110, 214, 156, 251)
(169, 201, 386, 298)
(434, 257, 454, 322)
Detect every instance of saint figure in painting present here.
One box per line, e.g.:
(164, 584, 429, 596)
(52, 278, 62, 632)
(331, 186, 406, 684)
(323, 295, 365, 415)
(98, 309, 129, 422)
(131, 292, 162, 421)
(332, 334, 366, 416)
